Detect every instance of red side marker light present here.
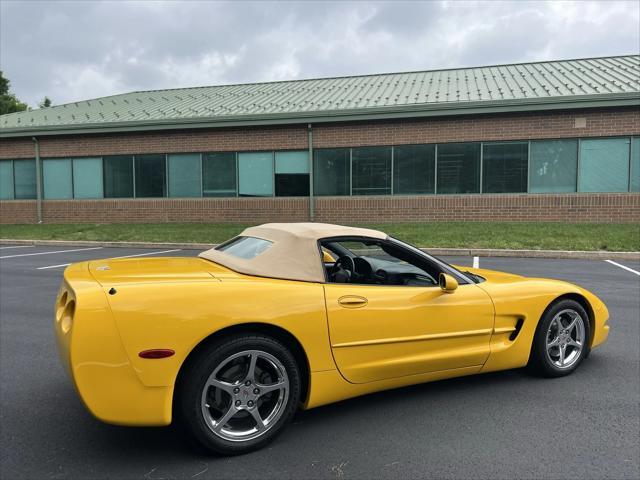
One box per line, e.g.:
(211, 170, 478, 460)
(139, 349, 175, 359)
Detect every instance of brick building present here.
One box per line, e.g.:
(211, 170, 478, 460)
(1, 55, 639, 225)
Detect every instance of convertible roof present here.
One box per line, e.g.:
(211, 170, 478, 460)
(199, 223, 387, 283)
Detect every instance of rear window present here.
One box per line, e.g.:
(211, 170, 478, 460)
(215, 236, 273, 259)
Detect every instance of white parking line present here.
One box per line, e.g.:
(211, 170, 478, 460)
(0, 247, 103, 259)
(605, 260, 640, 277)
(0, 245, 34, 250)
(36, 249, 182, 270)
(473, 256, 480, 268)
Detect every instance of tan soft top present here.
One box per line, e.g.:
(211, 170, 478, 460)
(199, 223, 387, 283)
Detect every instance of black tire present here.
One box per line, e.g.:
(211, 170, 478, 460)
(177, 334, 301, 455)
(528, 299, 591, 377)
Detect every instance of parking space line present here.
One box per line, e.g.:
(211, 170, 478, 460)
(0, 245, 34, 250)
(0, 247, 103, 259)
(605, 260, 640, 276)
(36, 249, 182, 270)
(473, 256, 479, 268)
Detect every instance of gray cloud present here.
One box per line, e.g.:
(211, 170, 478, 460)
(1, 0, 638, 107)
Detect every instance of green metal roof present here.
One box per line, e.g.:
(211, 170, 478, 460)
(2, 55, 639, 138)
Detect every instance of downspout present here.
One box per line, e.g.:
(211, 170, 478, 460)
(308, 123, 314, 222)
(31, 137, 43, 224)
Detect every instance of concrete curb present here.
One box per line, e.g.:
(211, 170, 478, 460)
(1, 238, 638, 260)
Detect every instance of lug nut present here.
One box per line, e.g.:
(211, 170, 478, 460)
(253, 388, 260, 395)
(247, 400, 254, 407)
(235, 400, 241, 407)
(245, 380, 251, 386)
(233, 387, 240, 394)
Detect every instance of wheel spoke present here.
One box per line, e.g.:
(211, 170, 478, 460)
(567, 338, 582, 349)
(547, 337, 560, 349)
(566, 313, 579, 334)
(248, 407, 265, 431)
(257, 379, 286, 395)
(245, 353, 258, 383)
(206, 378, 236, 394)
(558, 344, 566, 366)
(213, 405, 238, 433)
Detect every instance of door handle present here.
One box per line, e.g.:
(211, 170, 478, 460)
(338, 295, 368, 308)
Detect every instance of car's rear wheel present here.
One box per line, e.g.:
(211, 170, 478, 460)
(177, 335, 301, 455)
(529, 299, 590, 377)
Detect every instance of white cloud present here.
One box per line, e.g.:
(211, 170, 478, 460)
(0, 0, 638, 107)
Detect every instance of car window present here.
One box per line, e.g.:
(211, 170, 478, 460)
(321, 238, 440, 287)
(215, 236, 273, 259)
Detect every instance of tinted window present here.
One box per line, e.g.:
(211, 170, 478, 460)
(314, 148, 350, 196)
(73, 158, 103, 199)
(43, 158, 73, 199)
(203, 152, 236, 197)
(135, 154, 166, 197)
(168, 153, 201, 198)
(13, 159, 36, 199)
(104, 155, 134, 198)
(0, 161, 14, 200)
(352, 146, 391, 195)
(529, 140, 577, 193)
(238, 152, 273, 196)
(579, 138, 630, 192)
(482, 142, 528, 193)
(393, 144, 435, 194)
(436, 143, 480, 194)
(275, 151, 309, 196)
(216, 236, 273, 259)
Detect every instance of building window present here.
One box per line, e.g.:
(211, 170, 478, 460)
(436, 143, 480, 194)
(72, 158, 103, 199)
(168, 153, 201, 198)
(43, 158, 73, 199)
(13, 159, 36, 199)
(0, 161, 14, 200)
(631, 137, 640, 192)
(314, 148, 350, 196)
(104, 155, 134, 198)
(482, 142, 528, 193)
(238, 152, 273, 197)
(203, 152, 236, 197)
(529, 140, 578, 193)
(393, 144, 435, 195)
(135, 154, 166, 198)
(275, 151, 309, 196)
(352, 146, 391, 195)
(578, 138, 630, 192)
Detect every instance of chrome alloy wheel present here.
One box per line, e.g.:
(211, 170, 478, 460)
(545, 309, 586, 369)
(200, 350, 289, 442)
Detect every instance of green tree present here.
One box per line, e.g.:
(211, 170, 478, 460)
(39, 96, 52, 108)
(0, 71, 28, 115)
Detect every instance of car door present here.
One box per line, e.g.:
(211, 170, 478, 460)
(323, 238, 495, 384)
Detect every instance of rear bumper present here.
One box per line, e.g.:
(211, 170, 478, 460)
(54, 262, 172, 426)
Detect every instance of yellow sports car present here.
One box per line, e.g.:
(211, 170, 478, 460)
(54, 223, 609, 454)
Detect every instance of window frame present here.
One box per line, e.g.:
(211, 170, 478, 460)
(317, 235, 472, 286)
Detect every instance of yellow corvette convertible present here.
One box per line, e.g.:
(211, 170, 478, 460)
(54, 223, 609, 454)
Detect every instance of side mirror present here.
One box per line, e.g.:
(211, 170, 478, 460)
(322, 250, 336, 263)
(439, 273, 458, 293)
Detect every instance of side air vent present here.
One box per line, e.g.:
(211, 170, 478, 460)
(509, 318, 525, 341)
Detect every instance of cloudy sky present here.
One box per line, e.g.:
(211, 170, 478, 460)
(1, 0, 638, 107)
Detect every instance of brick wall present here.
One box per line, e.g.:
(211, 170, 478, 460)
(1, 106, 639, 225)
(1, 107, 639, 160)
(1, 194, 639, 225)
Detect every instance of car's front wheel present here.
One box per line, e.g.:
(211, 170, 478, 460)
(529, 299, 590, 377)
(177, 335, 301, 455)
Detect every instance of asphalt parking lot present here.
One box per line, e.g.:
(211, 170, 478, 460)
(1, 245, 638, 480)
